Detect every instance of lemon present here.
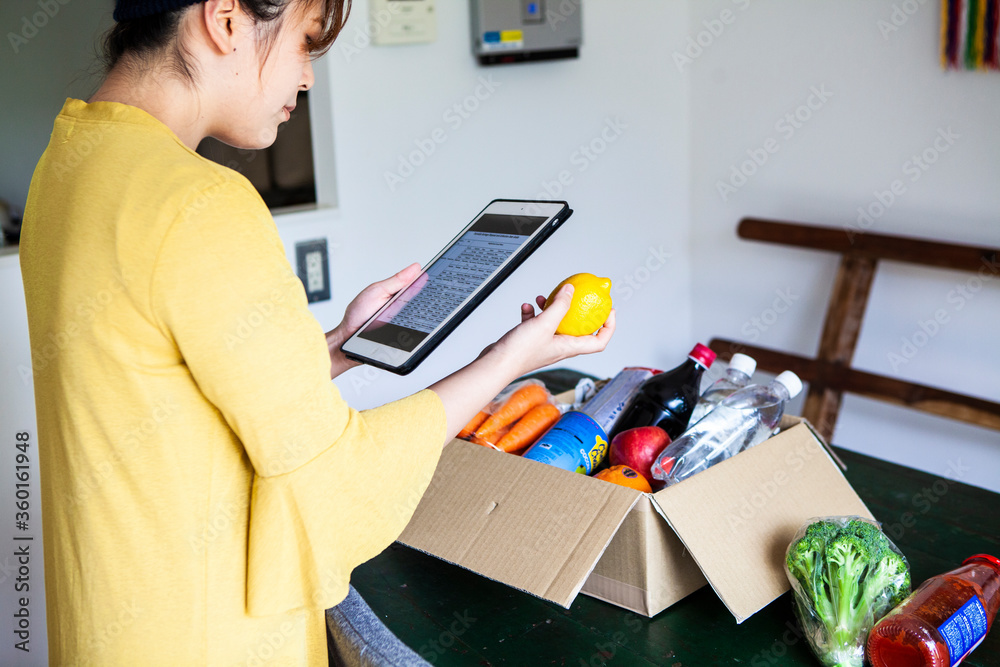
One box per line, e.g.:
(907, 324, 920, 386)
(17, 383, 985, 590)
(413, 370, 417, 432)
(544, 273, 613, 336)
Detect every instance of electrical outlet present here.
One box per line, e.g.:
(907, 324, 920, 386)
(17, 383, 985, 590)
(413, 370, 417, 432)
(295, 239, 331, 303)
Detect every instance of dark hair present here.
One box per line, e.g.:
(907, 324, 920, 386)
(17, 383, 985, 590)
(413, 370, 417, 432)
(102, 0, 350, 83)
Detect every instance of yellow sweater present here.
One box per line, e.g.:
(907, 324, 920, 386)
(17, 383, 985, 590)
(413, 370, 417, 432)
(20, 99, 446, 666)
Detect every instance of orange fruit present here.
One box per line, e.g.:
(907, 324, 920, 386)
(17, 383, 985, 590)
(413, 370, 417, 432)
(593, 465, 652, 493)
(544, 273, 613, 336)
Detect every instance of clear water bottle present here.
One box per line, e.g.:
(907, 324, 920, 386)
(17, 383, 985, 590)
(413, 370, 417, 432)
(688, 353, 757, 425)
(651, 371, 803, 486)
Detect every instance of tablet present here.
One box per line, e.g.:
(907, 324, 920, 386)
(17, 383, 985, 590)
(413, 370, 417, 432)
(341, 199, 572, 375)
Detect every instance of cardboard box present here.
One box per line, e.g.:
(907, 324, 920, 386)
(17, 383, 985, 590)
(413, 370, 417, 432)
(398, 415, 872, 622)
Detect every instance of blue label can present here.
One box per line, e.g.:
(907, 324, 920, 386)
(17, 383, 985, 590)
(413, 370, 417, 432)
(522, 411, 609, 474)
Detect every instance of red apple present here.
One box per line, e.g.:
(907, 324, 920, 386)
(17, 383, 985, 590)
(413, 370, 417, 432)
(610, 426, 670, 484)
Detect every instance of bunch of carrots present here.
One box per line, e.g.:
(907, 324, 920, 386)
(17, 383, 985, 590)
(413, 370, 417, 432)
(458, 382, 562, 455)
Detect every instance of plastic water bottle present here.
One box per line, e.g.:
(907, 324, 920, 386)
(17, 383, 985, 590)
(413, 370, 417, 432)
(610, 343, 716, 441)
(688, 353, 757, 425)
(650, 371, 803, 486)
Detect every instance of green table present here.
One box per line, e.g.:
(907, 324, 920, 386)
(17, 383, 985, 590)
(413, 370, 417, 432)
(351, 447, 1000, 666)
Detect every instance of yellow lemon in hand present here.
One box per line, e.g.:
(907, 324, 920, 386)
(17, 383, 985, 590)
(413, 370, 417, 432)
(544, 273, 613, 336)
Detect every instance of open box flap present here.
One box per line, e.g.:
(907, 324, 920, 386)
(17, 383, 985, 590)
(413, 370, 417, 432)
(398, 440, 642, 608)
(649, 423, 873, 623)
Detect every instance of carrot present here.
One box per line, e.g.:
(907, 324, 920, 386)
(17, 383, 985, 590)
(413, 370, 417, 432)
(474, 383, 550, 441)
(458, 411, 489, 439)
(470, 424, 511, 450)
(495, 403, 562, 453)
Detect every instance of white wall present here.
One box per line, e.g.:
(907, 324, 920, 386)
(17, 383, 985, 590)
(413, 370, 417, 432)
(686, 0, 1000, 491)
(323, 0, 693, 408)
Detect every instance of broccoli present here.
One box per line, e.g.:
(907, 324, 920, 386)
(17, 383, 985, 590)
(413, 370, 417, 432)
(784, 517, 911, 667)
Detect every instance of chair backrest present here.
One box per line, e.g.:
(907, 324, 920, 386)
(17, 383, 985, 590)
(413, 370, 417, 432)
(709, 218, 1000, 443)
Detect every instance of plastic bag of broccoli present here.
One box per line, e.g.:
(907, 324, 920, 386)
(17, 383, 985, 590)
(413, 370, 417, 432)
(784, 516, 911, 667)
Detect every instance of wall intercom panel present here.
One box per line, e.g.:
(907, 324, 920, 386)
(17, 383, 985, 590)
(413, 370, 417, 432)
(371, 0, 437, 46)
(470, 0, 582, 65)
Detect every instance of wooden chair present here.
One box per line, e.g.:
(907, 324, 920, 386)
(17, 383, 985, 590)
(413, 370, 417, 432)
(709, 218, 1000, 443)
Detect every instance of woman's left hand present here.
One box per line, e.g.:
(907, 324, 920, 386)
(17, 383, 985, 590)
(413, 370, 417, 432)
(325, 263, 422, 378)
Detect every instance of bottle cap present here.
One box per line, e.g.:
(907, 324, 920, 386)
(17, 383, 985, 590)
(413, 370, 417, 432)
(774, 371, 803, 399)
(688, 343, 716, 369)
(728, 353, 757, 377)
(964, 554, 1000, 571)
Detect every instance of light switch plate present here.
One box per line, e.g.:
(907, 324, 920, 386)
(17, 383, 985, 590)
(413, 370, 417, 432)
(295, 239, 331, 303)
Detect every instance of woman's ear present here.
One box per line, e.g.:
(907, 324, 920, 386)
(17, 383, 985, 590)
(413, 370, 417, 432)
(201, 0, 243, 55)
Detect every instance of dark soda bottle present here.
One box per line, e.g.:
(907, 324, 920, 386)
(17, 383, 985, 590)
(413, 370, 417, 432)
(867, 554, 1000, 667)
(610, 343, 716, 441)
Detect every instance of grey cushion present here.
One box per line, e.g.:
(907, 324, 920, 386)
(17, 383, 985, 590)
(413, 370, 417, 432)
(327, 586, 430, 667)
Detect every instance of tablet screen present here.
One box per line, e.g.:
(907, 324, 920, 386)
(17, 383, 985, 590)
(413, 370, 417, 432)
(357, 213, 548, 352)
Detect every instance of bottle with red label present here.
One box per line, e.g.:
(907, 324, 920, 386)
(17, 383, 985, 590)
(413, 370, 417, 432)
(609, 343, 716, 441)
(867, 554, 1000, 667)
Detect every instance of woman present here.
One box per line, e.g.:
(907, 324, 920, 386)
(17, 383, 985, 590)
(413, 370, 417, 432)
(19, 0, 615, 664)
